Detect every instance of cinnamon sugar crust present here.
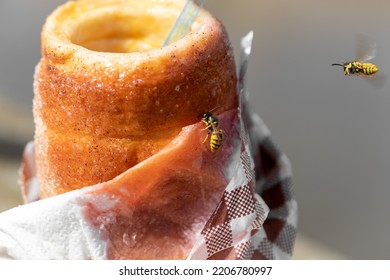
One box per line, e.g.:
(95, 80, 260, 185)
(32, 0, 238, 197)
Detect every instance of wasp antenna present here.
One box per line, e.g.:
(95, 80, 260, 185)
(331, 63, 344, 67)
(209, 105, 222, 113)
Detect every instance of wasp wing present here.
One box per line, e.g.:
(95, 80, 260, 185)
(356, 34, 376, 62)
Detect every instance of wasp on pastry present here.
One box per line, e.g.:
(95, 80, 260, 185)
(200, 106, 223, 153)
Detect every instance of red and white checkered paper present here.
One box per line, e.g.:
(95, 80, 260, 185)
(188, 32, 297, 259)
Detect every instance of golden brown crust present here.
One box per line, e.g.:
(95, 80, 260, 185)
(33, 0, 238, 197)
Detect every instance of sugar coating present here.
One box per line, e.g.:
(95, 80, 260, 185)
(32, 0, 238, 197)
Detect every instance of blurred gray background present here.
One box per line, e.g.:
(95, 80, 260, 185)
(1, 0, 390, 259)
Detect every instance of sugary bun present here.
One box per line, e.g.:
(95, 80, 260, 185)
(33, 0, 238, 198)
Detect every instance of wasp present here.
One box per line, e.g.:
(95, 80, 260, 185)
(332, 35, 379, 77)
(200, 107, 223, 153)
(331, 61, 378, 77)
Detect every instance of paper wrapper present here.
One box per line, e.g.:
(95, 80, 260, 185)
(0, 32, 297, 260)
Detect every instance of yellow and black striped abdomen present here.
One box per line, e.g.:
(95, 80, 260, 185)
(350, 61, 378, 76)
(361, 62, 378, 76)
(209, 128, 223, 153)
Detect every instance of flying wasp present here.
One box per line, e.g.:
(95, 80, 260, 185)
(332, 35, 379, 77)
(332, 61, 378, 77)
(200, 106, 223, 153)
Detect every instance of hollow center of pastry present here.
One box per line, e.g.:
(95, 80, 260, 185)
(69, 10, 177, 53)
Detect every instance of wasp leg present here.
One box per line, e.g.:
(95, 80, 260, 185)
(201, 123, 212, 131)
(202, 132, 210, 144)
(201, 119, 209, 125)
